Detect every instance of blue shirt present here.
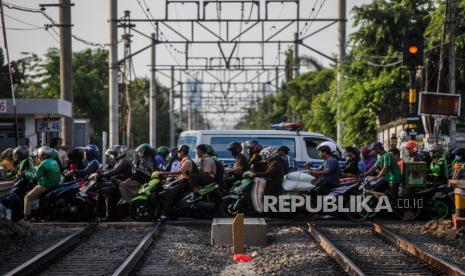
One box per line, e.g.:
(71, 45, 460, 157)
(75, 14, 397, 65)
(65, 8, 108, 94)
(155, 155, 167, 172)
(318, 157, 340, 184)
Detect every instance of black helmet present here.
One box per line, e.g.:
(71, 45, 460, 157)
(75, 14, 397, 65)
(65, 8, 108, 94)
(453, 148, 465, 157)
(278, 145, 290, 154)
(106, 145, 128, 159)
(13, 145, 29, 162)
(177, 144, 190, 155)
(196, 144, 208, 153)
(227, 142, 242, 153)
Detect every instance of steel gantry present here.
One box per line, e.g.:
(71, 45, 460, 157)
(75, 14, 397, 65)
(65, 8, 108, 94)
(108, 0, 346, 146)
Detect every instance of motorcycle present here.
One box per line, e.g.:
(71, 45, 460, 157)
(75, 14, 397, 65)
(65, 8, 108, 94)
(219, 171, 260, 217)
(30, 181, 85, 222)
(0, 176, 34, 221)
(416, 183, 454, 220)
(130, 176, 222, 221)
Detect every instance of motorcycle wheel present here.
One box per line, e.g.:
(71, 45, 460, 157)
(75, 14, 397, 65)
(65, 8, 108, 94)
(67, 198, 92, 222)
(130, 200, 154, 221)
(343, 199, 370, 222)
(219, 198, 239, 217)
(428, 199, 450, 220)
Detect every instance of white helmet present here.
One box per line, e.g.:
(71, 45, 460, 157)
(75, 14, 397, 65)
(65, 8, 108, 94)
(317, 141, 338, 154)
(259, 146, 280, 162)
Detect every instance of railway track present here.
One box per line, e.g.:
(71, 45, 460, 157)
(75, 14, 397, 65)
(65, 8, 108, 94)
(308, 222, 465, 276)
(3, 222, 161, 276)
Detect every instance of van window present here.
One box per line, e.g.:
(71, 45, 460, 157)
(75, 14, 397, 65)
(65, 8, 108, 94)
(304, 137, 340, 159)
(254, 137, 296, 157)
(178, 136, 197, 158)
(210, 137, 250, 158)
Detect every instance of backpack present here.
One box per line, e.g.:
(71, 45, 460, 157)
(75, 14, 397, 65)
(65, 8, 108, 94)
(214, 160, 225, 182)
(189, 158, 199, 175)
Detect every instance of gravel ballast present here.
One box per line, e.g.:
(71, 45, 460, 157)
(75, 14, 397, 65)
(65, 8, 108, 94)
(383, 221, 465, 271)
(135, 225, 344, 275)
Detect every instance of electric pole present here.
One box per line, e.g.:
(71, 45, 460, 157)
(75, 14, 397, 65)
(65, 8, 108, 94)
(449, 0, 457, 147)
(59, 0, 73, 146)
(170, 66, 175, 147)
(294, 32, 299, 78)
(109, 0, 119, 147)
(336, 0, 346, 145)
(150, 33, 157, 146)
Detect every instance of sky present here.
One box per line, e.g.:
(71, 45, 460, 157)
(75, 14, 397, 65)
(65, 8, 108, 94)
(5, 0, 372, 128)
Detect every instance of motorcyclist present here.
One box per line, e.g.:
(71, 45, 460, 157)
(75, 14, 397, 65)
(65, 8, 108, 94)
(103, 145, 132, 181)
(251, 147, 285, 196)
(189, 144, 217, 201)
(12, 145, 35, 183)
(363, 142, 401, 197)
(156, 145, 193, 221)
(402, 141, 425, 162)
(166, 147, 181, 173)
(450, 148, 465, 177)
(155, 146, 170, 172)
(278, 145, 297, 173)
(119, 143, 156, 202)
(102, 145, 132, 220)
(225, 142, 248, 183)
(425, 144, 448, 184)
(66, 145, 100, 180)
(361, 146, 377, 174)
(205, 144, 225, 183)
(309, 145, 341, 195)
(244, 140, 266, 173)
(343, 146, 361, 177)
(23, 146, 61, 221)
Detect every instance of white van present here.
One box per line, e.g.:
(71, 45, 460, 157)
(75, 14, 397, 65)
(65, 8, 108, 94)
(177, 129, 344, 168)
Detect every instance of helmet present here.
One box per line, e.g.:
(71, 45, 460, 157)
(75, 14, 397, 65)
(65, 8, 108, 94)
(31, 149, 38, 158)
(402, 141, 418, 153)
(425, 144, 444, 153)
(453, 148, 465, 158)
(244, 140, 262, 154)
(156, 146, 170, 158)
(227, 142, 242, 153)
(177, 144, 190, 155)
(37, 146, 53, 160)
(106, 145, 128, 159)
(317, 141, 337, 153)
(196, 144, 208, 153)
(317, 145, 332, 154)
(368, 141, 383, 151)
(259, 146, 280, 162)
(278, 146, 290, 154)
(13, 145, 29, 162)
(136, 143, 155, 157)
(205, 144, 218, 157)
(84, 144, 99, 160)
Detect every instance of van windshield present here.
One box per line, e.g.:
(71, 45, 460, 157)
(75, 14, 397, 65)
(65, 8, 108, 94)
(211, 137, 250, 158)
(177, 136, 197, 158)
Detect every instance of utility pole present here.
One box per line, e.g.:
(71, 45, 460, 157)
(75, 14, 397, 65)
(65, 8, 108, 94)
(180, 82, 184, 130)
(336, 0, 346, 145)
(294, 32, 299, 78)
(109, 0, 119, 147)
(275, 66, 279, 94)
(59, 0, 73, 146)
(449, 0, 457, 147)
(170, 66, 175, 147)
(149, 33, 157, 146)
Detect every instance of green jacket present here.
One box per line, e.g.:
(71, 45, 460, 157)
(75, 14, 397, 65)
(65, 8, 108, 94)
(430, 157, 448, 181)
(35, 158, 61, 188)
(16, 157, 36, 183)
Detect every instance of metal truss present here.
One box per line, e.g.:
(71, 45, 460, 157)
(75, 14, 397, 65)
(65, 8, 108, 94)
(115, 0, 342, 128)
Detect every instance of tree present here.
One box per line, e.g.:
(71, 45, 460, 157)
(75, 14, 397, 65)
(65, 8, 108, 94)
(0, 48, 27, 98)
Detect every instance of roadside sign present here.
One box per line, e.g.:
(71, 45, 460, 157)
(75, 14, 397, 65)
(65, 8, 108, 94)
(0, 100, 6, 113)
(419, 92, 461, 117)
(36, 119, 61, 132)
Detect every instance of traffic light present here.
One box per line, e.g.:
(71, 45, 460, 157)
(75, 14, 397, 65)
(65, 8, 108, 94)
(403, 30, 424, 69)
